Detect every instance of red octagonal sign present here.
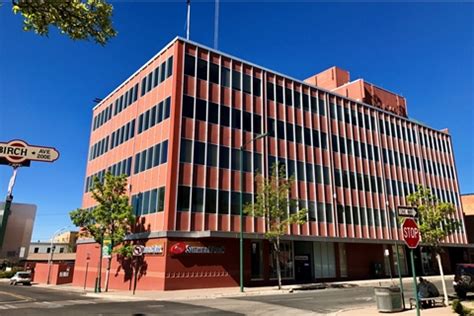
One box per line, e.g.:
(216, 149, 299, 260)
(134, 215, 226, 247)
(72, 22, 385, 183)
(402, 218, 420, 249)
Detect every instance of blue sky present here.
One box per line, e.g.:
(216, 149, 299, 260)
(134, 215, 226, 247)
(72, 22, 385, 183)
(0, 2, 472, 241)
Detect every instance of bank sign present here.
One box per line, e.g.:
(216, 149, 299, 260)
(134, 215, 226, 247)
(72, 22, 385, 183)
(170, 242, 225, 255)
(0, 140, 59, 165)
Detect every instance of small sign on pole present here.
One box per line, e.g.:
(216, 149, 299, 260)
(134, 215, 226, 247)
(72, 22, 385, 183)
(133, 245, 144, 257)
(397, 206, 418, 218)
(0, 139, 59, 165)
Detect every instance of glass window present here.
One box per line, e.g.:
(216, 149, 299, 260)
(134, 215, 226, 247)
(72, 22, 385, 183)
(243, 74, 251, 94)
(231, 148, 241, 171)
(231, 191, 241, 215)
(294, 91, 301, 109)
(243, 111, 252, 132)
(153, 143, 161, 167)
(146, 147, 153, 170)
(166, 56, 173, 77)
(270, 241, 293, 279)
(184, 54, 195, 76)
(285, 88, 292, 106)
(192, 187, 204, 212)
(276, 85, 284, 103)
(219, 146, 229, 169)
(197, 58, 207, 80)
(251, 241, 263, 279)
(220, 105, 230, 127)
(221, 67, 230, 87)
(205, 188, 217, 213)
(183, 95, 194, 118)
(253, 114, 261, 134)
(142, 191, 150, 215)
(210, 62, 219, 84)
(149, 189, 158, 213)
(180, 139, 193, 163)
(267, 82, 274, 100)
(177, 186, 190, 211)
(158, 187, 165, 212)
(160, 141, 168, 164)
(232, 108, 241, 129)
(195, 98, 207, 121)
(164, 97, 171, 120)
(218, 190, 229, 213)
(207, 143, 218, 167)
(232, 70, 241, 90)
(194, 141, 206, 165)
(208, 102, 219, 124)
(160, 61, 166, 82)
(253, 77, 261, 96)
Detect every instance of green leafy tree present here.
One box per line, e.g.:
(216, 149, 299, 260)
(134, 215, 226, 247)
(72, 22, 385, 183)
(406, 185, 460, 305)
(10, 0, 116, 45)
(244, 164, 307, 289)
(70, 172, 134, 292)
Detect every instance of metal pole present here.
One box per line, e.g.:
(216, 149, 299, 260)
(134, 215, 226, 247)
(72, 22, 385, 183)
(46, 241, 54, 285)
(213, 0, 219, 49)
(186, 0, 191, 40)
(239, 147, 244, 293)
(133, 257, 139, 295)
(0, 166, 19, 250)
(410, 249, 420, 316)
(395, 243, 406, 310)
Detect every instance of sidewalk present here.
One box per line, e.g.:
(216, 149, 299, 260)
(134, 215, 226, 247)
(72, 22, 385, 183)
(31, 274, 454, 302)
(337, 306, 453, 316)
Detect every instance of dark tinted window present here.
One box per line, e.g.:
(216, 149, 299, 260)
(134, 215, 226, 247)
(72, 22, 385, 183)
(208, 102, 219, 124)
(197, 58, 207, 80)
(192, 187, 204, 212)
(194, 141, 206, 165)
(232, 70, 241, 90)
(232, 108, 241, 129)
(184, 55, 196, 76)
(253, 77, 261, 96)
(220, 105, 230, 127)
(195, 98, 207, 121)
(210, 63, 219, 84)
(183, 95, 194, 118)
(243, 74, 251, 94)
(267, 82, 274, 100)
(219, 146, 229, 169)
(221, 67, 230, 87)
(177, 186, 190, 211)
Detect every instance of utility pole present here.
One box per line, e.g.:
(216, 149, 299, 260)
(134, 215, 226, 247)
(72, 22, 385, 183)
(0, 166, 19, 250)
(186, 0, 191, 40)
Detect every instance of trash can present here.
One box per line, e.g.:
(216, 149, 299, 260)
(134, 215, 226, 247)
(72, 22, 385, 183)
(374, 286, 403, 312)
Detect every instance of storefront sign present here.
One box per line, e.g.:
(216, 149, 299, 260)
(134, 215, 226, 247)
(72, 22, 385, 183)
(143, 244, 164, 255)
(170, 242, 225, 255)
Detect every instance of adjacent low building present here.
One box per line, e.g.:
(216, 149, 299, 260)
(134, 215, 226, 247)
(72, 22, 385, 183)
(73, 37, 468, 291)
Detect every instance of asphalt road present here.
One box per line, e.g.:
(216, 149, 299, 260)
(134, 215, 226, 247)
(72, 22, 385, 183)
(0, 279, 458, 315)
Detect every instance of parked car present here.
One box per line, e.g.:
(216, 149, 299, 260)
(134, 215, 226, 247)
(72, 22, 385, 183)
(453, 263, 474, 299)
(9, 271, 31, 286)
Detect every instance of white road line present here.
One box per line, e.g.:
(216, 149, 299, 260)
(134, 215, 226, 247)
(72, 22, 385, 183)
(2, 304, 17, 309)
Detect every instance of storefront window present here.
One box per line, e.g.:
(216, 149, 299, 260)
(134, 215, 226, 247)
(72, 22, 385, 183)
(251, 241, 263, 280)
(269, 241, 294, 279)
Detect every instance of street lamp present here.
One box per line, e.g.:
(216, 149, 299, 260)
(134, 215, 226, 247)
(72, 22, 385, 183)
(240, 132, 268, 293)
(46, 225, 71, 285)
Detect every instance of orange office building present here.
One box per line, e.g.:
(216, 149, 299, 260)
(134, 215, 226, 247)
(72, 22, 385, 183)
(73, 37, 468, 291)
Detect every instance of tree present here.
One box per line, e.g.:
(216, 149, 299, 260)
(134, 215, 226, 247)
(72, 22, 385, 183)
(244, 164, 307, 289)
(10, 0, 117, 45)
(406, 186, 460, 305)
(70, 172, 134, 292)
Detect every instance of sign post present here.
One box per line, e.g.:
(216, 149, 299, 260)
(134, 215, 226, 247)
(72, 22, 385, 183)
(0, 140, 59, 251)
(132, 245, 144, 295)
(402, 217, 421, 316)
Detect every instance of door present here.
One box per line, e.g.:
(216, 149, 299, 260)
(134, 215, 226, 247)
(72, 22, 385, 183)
(295, 254, 312, 283)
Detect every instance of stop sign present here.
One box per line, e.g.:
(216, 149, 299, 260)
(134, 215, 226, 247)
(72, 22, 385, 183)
(402, 218, 420, 249)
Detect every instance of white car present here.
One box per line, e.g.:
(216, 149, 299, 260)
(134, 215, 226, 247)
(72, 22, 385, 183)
(10, 271, 32, 285)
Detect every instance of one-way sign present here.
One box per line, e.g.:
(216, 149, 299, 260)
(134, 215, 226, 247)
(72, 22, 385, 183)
(397, 206, 418, 218)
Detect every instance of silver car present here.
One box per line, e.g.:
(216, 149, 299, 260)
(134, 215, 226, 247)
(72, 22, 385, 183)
(10, 271, 32, 285)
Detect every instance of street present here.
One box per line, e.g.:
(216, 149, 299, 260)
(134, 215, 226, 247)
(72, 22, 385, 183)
(0, 279, 454, 315)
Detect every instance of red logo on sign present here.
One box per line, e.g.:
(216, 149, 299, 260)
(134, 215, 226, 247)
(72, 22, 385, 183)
(402, 218, 420, 249)
(170, 242, 187, 255)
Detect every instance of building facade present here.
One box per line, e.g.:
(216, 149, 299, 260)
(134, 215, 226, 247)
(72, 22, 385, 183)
(0, 202, 36, 262)
(73, 37, 467, 291)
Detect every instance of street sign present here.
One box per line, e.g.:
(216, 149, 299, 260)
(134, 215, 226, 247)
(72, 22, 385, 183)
(402, 218, 420, 249)
(397, 206, 418, 218)
(133, 245, 144, 256)
(0, 139, 59, 165)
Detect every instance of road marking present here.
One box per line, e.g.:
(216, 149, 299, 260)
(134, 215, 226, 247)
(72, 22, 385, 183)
(0, 290, 32, 303)
(2, 304, 17, 309)
(147, 304, 164, 308)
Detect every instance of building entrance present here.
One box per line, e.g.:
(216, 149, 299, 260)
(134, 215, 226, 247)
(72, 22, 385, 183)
(295, 254, 312, 283)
